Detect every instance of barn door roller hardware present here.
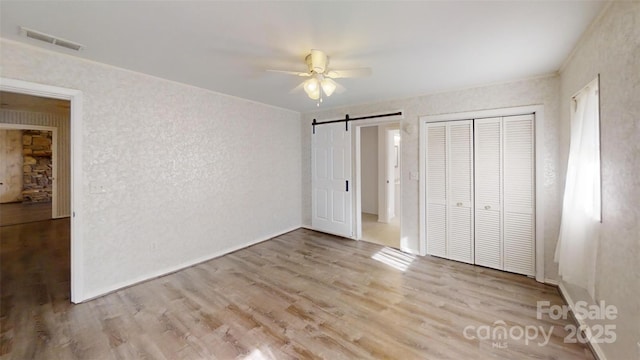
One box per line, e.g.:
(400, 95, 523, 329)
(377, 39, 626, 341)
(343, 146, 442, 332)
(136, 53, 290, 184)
(312, 111, 403, 134)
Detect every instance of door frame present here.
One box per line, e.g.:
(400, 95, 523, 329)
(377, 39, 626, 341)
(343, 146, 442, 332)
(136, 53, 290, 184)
(352, 111, 404, 243)
(419, 104, 545, 282)
(0, 124, 58, 217)
(1, 77, 84, 303)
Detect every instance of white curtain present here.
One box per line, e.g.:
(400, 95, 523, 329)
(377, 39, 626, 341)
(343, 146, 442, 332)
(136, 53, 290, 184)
(555, 78, 601, 298)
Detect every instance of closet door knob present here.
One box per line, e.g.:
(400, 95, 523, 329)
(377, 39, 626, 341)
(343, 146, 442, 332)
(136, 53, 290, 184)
(485, 205, 491, 210)
(457, 202, 463, 207)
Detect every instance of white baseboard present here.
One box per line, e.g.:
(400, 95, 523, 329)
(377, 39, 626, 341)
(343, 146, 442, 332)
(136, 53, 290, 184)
(400, 246, 420, 256)
(79, 225, 302, 302)
(302, 226, 356, 240)
(557, 282, 608, 360)
(544, 278, 559, 286)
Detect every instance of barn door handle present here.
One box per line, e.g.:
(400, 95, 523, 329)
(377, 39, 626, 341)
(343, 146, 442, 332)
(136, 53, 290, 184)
(345, 180, 349, 192)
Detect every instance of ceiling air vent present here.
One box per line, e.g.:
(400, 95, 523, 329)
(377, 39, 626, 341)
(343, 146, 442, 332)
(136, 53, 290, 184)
(19, 26, 85, 51)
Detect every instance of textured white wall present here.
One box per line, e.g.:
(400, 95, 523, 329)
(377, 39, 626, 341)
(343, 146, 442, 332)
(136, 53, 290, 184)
(0, 109, 71, 217)
(0, 39, 302, 300)
(360, 126, 378, 214)
(559, 2, 640, 359)
(302, 75, 561, 279)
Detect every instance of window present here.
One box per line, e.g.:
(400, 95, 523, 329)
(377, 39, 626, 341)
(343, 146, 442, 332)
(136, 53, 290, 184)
(555, 76, 601, 297)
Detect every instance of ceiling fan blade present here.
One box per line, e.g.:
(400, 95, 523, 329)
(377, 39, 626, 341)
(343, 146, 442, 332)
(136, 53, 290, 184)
(333, 80, 347, 94)
(266, 69, 311, 77)
(326, 67, 372, 79)
(289, 81, 306, 94)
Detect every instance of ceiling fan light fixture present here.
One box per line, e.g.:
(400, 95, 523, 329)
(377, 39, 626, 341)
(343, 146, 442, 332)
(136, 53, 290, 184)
(309, 49, 328, 73)
(308, 87, 320, 100)
(304, 78, 319, 97)
(269, 49, 370, 105)
(321, 78, 337, 97)
(304, 77, 319, 94)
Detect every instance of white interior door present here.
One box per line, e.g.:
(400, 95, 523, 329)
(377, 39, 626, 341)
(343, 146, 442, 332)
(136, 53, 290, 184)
(0, 130, 24, 203)
(385, 128, 396, 220)
(474, 118, 503, 269)
(447, 121, 474, 264)
(312, 122, 353, 238)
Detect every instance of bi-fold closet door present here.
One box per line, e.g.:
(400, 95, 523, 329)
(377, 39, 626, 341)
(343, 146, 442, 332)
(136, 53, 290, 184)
(425, 114, 535, 276)
(425, 120, 474, 264)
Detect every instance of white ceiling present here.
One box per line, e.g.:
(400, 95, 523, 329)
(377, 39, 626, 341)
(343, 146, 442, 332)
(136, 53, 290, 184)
(0, 1, 606, 113)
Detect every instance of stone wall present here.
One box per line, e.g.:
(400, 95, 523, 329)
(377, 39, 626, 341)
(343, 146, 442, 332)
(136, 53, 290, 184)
(22, 130, 52, 203)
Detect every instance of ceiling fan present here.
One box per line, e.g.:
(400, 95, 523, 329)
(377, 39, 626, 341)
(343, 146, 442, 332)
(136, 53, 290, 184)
(267, 49, 372, 106)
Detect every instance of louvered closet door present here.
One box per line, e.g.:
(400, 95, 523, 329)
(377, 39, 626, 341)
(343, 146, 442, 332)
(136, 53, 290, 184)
(447, 121, 474, 264)
(503, 115, 535, 276)
(425, 123, 447, 258)
(474, 118, 503, 270)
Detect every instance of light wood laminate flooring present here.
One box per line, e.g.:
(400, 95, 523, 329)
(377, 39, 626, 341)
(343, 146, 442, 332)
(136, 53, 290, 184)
(0, 220, 594, 359)
(361, 213, 400, 249)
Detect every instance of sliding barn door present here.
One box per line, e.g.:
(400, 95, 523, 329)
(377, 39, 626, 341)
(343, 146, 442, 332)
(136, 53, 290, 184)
(503, 114, 535, 275)
(312, 123, 352, 238)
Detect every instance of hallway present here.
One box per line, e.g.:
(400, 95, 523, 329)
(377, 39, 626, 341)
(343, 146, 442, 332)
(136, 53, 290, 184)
(361, 213, 400, 248)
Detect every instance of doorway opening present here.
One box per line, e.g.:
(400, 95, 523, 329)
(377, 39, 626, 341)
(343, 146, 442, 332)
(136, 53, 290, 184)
(0, 91, 70, 225)
(0, 80, 82, 303)
(356, 123, 401, 248)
